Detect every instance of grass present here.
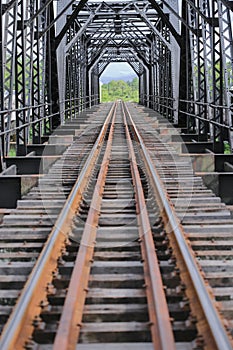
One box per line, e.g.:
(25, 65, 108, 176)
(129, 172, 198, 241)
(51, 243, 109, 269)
(8, 148, 16, 157)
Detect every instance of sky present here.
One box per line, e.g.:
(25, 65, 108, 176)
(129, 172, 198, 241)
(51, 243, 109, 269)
(100, 62, 137, 83)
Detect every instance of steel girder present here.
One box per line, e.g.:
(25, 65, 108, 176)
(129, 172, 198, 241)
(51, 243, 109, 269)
(180, 0, 233, 152)
(48, 0, 233, 152)
(1, 0, 233, 168)
(0, 0, 4, 171)
(0, 0, 59, 163)
(0, 0, 182, 163)
(57, 1, 180, 120)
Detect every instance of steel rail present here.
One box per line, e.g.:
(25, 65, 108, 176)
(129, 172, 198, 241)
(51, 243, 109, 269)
(122, 102, 176, 350)
(53, 101, 117, 350)
(0, 102, 117, 350)
(123, 101, 233, 350)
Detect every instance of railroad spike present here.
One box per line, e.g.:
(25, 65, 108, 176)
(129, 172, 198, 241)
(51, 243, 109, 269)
(24, 337, 37, 350)
(46, 283, 56, 295)
(32, 316, 45, 330)
(39, 300, 49, 309)
(58, 257, 66, 265)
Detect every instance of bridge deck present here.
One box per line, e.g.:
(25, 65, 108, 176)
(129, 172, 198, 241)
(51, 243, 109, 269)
(0, 102, 232, 349)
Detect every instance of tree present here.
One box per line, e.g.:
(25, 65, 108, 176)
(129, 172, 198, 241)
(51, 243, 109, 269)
(101, 78, 139, 102)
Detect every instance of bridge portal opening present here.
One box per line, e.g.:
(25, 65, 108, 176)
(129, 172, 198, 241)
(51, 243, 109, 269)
(100, 63, 139, 103)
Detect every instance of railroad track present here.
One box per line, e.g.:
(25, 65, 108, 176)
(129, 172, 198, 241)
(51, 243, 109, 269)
(0, 101, 232, 349)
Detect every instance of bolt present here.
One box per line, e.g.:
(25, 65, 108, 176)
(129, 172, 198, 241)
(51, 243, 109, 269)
(32, 316, 44, 330)
(58, 257, 65, 265)
(46, 283, 56, 295)
(24, 337, 36, 350)
(40, 300, 49, 308)
(194, 335, 205, 348)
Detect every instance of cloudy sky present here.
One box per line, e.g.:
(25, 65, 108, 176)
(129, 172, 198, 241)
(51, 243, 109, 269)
(100, 62, 137, 83)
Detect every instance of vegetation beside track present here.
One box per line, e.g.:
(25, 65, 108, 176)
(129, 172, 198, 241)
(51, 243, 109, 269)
(101, 78, 139, 102)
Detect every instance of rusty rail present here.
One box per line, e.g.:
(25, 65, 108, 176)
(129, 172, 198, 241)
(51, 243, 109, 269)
(52, 104, 117, 349)
(1, 100, 232, 349)
(122, 101, 233, 350)
(53, 101, 176, 350)
(122, 103, 176, 350)
(0, 102, 117, 350)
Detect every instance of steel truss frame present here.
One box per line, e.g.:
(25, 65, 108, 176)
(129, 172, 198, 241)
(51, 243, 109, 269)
(180, 0, 233, 151)
(1, 0, 233, 171)
(0, 0, 59, 169)
(61, 0, 180, 120)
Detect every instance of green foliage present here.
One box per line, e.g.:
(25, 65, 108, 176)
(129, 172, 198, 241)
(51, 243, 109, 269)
(101, 78, 139, 102)
(224, 141, 232, 154)
(8, 147, 16, 157)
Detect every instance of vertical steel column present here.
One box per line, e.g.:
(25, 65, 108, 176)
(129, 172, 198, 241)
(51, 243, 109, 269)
(158, 33, 165, 116)
(65, 53, 71, 119)
(217, 0, 233, 151)
(40, 1, 51, 137)
(210, 0, 224, 152)
(154, 36, 160, 113)
(139, 70, 144, 105)
(179, 0, 197, 129)
(47, 2, 60, 129)
(148, 37, 154, 110)
(73, 30, 80, 117)
(84, 37, 89, 109)
(165, 0, 180, 124)
(2, 3, 18, 157)
(24, 0, 33, 145)
(188, 2, 199, 134)
(56, 0, 72, 125)
(65, 18, 73, 120)
(15, 0, 27, 155)
(188, 0, 209, 138)
(150, 36, 156, 111)
(31, 0, 43, 143)
(0, 0, 4, 171)
(65, 53, 70, 120)
(201, 0, 223, 152)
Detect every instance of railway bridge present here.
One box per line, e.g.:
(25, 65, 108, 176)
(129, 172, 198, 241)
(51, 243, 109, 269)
(1, 1, 233, 349)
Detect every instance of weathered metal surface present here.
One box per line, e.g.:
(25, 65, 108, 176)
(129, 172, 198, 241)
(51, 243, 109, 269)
(125, 102, 233, 350)
(1, 103, 114, 348)
(123, 104, 175, 349)
(1, 0, 233, 166)
(0, 102, 233, 350)
(53, 101, 117, 349)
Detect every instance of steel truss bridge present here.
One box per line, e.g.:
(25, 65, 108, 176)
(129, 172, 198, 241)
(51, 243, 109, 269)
(0, 0, 233, 172)
(1, 2, 233, 348)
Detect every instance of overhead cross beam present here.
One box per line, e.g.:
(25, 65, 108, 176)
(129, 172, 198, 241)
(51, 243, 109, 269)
(148, 0, 182, 45)
(55, 0, 88, 48)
